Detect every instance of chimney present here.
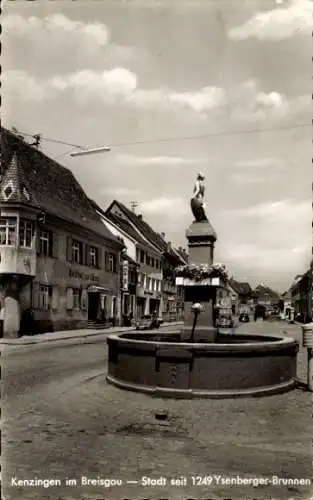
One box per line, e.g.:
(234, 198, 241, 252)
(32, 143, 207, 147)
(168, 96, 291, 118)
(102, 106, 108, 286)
(161, 232, 165, 239)
(137, 214, 143, 220)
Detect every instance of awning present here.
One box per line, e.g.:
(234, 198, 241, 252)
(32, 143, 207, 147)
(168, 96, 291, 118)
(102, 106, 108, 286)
(87, 285, 109, 293)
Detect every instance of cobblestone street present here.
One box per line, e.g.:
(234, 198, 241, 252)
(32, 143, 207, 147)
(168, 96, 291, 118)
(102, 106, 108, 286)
(2, 321, 312, 500)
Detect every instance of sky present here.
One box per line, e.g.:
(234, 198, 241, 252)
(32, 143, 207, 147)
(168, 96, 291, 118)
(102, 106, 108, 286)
(2, 0, 312, 292)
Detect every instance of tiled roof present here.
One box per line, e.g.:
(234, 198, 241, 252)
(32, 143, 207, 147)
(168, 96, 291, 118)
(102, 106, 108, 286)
(0, 127, 122, 246)
(107, 200, 168, 251)
(254, 285, 280, 300)
(106, 200, 185, 264)
(0, 152, 40, 208)
(98, 208, 160, 255)
(229, 279, 252, 296)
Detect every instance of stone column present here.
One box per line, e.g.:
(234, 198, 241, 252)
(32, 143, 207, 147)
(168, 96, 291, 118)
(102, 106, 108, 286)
(182, 220, 218, 343)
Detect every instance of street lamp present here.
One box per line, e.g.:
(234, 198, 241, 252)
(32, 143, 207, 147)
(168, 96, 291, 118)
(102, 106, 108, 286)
(70, 146, 111, 157)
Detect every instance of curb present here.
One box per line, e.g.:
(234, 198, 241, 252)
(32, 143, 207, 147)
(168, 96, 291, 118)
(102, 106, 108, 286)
(0, 322, 183, 347)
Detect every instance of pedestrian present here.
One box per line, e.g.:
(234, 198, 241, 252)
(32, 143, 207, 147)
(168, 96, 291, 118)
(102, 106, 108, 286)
(231, 314, 237, 335)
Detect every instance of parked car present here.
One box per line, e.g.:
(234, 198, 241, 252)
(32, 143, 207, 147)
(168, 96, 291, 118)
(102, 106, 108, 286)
(217, 315, 234, 328)
(136, 314, 163, 330)
(239, 313, 250, 323)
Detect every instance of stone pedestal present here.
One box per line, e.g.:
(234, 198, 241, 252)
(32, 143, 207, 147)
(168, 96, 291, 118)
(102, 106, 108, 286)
(186, 220, 217, 266)
(182, 220, 218, 342)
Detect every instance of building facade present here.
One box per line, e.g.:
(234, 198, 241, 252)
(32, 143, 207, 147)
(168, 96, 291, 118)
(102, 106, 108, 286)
(290, 269, 312, 323)
(0, 128, 123, 337)
(105, 200, 186, 321)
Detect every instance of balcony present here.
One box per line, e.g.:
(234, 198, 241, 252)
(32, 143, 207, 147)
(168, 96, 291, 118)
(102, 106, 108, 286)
(0, 246, 36, 276)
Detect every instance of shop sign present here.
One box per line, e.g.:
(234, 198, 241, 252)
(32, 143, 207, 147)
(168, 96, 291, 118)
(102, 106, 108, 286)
(122, 261, 129, 291)
(69, 269, 100, 283)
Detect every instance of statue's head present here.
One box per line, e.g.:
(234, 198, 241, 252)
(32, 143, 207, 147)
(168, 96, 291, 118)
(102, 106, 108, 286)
(197, 172, 205, 180)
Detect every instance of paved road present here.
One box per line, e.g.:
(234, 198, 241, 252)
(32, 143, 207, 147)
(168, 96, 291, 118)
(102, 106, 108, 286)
(2, 322, 312, 500)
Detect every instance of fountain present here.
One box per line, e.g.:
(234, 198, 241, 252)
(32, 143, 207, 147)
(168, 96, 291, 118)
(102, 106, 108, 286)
(106, 174, 298, 398)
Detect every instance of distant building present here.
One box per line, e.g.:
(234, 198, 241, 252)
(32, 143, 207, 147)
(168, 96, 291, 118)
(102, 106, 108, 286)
(227, 279, 253, 314)
(281, 289, 293, 321)
(290, 269, 312, 323)
(0, 127, 123, 337)
(253, 284, 280, 309)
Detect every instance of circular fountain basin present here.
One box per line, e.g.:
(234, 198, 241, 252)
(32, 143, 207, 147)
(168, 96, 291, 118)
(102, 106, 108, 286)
(106, 331, 299, 398)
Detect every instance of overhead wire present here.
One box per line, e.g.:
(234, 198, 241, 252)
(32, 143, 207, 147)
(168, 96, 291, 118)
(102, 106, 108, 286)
(14, 122, 311, 160)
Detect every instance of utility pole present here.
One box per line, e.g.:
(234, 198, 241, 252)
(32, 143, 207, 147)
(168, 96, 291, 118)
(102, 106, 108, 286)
(130, 201, 138, 213)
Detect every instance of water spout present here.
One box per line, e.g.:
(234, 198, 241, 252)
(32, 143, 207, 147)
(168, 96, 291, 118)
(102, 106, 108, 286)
(190, 303, 204, 343)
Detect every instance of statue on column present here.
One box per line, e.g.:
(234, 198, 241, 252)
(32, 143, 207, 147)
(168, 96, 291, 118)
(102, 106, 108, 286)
(190, 172, 208, 222)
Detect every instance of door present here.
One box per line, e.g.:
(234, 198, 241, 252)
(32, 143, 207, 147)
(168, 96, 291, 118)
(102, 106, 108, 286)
(87, 292, 100, 321)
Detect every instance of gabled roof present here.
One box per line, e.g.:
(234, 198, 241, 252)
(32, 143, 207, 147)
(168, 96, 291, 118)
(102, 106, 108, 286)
(254, 285, 280, 300)
(229, 279, 252, 296)
(107, 200, 168, 251)
(106, 199, 185, 264)
(0, 127, 121, 246)
(105, 211, 160, 255)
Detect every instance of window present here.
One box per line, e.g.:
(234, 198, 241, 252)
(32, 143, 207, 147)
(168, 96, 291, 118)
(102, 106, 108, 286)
(38, 285, 51, 310)
(108, 252, 117, 272)
(88, 246, 98, 267)
(146, 254, 150, 266)
(39, 229, 53, 256)
(151, 257, 155, 267)
(73, 288, 81, 310)
(136, 248, 140, 262)
(140, 250, 145, 263)
(0, 218, 17, 245)
(72, 240, 82, 264)
(155, 260, 159, 269)
(19, 220, 34, 248)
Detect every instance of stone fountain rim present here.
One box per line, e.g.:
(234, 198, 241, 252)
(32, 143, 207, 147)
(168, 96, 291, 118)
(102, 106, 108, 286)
(106, 331, 298, 352)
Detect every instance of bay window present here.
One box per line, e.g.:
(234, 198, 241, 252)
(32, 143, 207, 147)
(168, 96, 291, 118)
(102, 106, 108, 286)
(19, 220, 34, 248)
(0, 217, 17, 245)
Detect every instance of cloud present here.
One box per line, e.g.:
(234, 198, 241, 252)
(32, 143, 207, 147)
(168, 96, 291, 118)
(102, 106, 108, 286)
(169, 87, 226, 112)
(3, 69, 225, 114)
(3, 13, 110, 45)
(229, 79, 309, 123)
(230, 198, 311, 219)
(231, 173, 266, 185)
(228, 0, 313, 41)
(2, 14, 135, 74)
(234, 158, 285, 170)
(223, 244, 309, 271)
(99, 187, 140, 196)
(141, 197, 185, 214)
(3, 69, 309, 125)
(115, 154, 207, 166)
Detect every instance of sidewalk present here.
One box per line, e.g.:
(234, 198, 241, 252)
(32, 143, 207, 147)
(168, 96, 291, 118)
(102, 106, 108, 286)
(0, 321, 183, 346)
